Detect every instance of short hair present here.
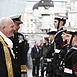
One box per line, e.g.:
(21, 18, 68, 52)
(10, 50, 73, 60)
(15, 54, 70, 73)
(0, 17, 13, 30)
(35, 41, 38, 44)
(44, 37, 49, 42)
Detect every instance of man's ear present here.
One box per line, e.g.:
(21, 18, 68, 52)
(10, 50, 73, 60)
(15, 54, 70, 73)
(75, 35, 77, 39)
(1, 26, 5, 30)
(60, 21, 63, 26)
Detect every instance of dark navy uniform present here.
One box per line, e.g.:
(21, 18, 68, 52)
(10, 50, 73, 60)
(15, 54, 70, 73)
(53, 28, 64, 64)
(53, 44, 68, 66)
(63, 45, 77, 77)
(54, 27, 63, 49)
(10, 32, 27, 74)
(53, 44, 70, 77)
(46, 42, 55, 77)
(52, 28, 65, 77)
(24, 39, 29, 64)
(47, 30, 56, 58)
(47, 42, 54, 58)
(46, 30, 56, 77)
(10, 15, 27, 74)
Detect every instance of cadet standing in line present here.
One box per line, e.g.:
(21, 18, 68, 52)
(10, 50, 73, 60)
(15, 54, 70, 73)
(0, 17, 20, 77)
(47, 30, 56, 58)
(53, 15, 67, 77)
(54, 29, 73, 77)
(47, 30, 56, 77)
(53, 15, 67, 49)
(10, 15, 27, 77)
(47, 30, 56, 44)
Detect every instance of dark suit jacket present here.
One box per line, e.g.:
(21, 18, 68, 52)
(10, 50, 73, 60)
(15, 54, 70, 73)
(31, 46, 41, 59)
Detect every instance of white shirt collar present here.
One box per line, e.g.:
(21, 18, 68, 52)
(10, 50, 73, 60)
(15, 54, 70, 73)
(0, 31, 13, 48)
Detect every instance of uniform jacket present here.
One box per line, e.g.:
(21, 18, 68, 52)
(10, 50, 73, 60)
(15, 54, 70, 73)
(10, 32, 26, 73)
(53, 44, 68, 67)
(64, 45, 77, 77)
(49, 42, 54, 58)
(53, 28, 64, 66)
(24, 39, 29, 63)
(54, 28, 63, 49)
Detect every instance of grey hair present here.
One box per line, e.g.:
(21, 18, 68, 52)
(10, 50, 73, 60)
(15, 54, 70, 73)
(0, 17, 13, 30)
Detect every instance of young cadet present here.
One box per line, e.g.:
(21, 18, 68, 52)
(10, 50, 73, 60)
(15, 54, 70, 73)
(63, 31, 77, 77)
(47, 30, 56, 58)
(46, 30, 56, 77)
(47, 30, 56, 44)
(53, 15, 67, 77)
(54, 15, 67, 50)
(10, 15, 27, 77)
(55, 29, 74, 77)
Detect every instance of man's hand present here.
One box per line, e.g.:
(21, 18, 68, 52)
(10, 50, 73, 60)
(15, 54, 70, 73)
(21, 74, 25, 77)
(40, 57, 43, 61)
(32, 58, 35, 61)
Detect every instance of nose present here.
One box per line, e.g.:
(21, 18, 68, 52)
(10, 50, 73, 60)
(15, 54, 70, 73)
(61, 34, 63, 37)
(53, 23, 55, 26)
(12, 27, 15, 32)
(18, 25, 20, 29)
(13, 27, 16, 31)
